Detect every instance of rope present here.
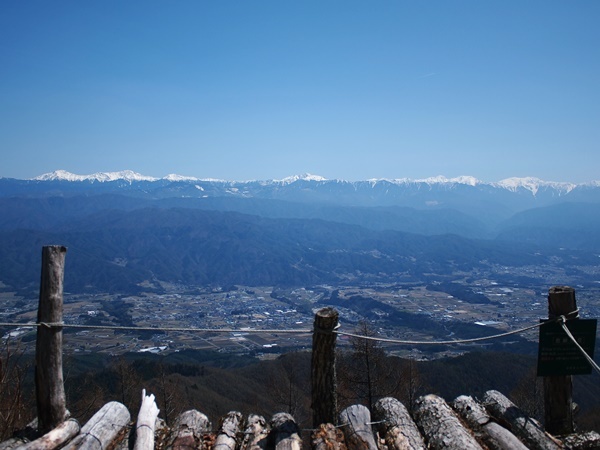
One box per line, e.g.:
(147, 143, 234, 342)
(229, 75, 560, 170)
(558, 317, 600, 376)
(0, 310, 586, 349)
(335, 321, 542, 345)
(334, 310, 581, 346)
(0, 322, 311, 334)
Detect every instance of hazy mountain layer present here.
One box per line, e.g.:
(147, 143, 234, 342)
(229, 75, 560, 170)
(2, 173, 600, 294)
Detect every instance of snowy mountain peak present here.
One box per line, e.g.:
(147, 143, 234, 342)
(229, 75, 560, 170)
(163, 174, 200, 182)
(415, 175, 482, 186)
(33, 170, 158, 183)
(276, 173, 328, 184)
(495, 177, 576, 195)
(33, 170, 84, 182)
(367, 176, 482, 186)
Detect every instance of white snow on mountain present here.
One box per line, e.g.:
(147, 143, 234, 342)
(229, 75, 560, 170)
(33, 170, 84, 182)
(29, 170, 592, 195)
(415, 175, 482, 186)
(33, 170, 158, 182)
(495, 177, 576, 195)
(163, 174, 200, 182)
(275, 173, 328, 184)
(366, 176, 481, 187)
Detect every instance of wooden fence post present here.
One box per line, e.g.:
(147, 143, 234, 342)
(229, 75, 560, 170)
(36, 245, 68, 434)
(311, 307, 339, 427)
(544, 285, 577, 435)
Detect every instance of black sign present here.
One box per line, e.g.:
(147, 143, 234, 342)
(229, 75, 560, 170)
(537, 319, 597, 376)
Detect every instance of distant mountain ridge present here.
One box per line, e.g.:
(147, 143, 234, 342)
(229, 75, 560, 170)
(22, 169, 593, 193)
(2, 170, 598, 208)
(1, 170, 600, 294)
(3, 170, 599, 228)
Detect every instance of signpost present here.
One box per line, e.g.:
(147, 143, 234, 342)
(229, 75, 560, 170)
(539, 286, 598, 435)
(537, 319, 597, 376)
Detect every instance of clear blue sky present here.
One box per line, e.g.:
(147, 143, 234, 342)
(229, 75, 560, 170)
(1, 1, 599, 182)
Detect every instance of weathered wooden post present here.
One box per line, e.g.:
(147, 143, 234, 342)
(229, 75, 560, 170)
(544, 285, 577, 435)
(36, 245, 68, 434)
(311, 307, 339, 427)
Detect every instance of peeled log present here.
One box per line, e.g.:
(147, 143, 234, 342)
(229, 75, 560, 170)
(214, 412, 243, 450)
(0, 420, 38, 450)
(0, 439, 26, 450)
(483, 390, 564, 450)
(241, 414, 269, 450)
(452, 395, 527, 450)
(134, 389, 160, 450)
(15, 419, 80, 450)
(62, 401, 130, 450)
(269, 413, 301, 450)
(372, 397, 426, 450)
(311, 423, 347, 450)
(338, 405, 377, 450)
(412, 394, 483, 450)
(165, 410, 211, 450)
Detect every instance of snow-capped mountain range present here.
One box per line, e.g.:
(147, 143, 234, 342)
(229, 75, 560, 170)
(25, 169, 591, 194)
(2, 170, 600, 223)
(2, 169, 600, 291)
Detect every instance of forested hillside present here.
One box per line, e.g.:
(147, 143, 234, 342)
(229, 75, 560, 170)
(2, 344, 598, 440)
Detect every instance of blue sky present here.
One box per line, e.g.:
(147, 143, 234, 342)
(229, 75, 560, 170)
(1, 1, 599, 182)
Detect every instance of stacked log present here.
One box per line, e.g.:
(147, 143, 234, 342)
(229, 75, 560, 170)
(6, 390, 599, 450)
(14, 419, 80, 450)
(214, 412, 243, 450)
(412, 394, 483, 450)
(269, 413, 302, 450)
(562, 431, 600, 450)
(338, 405, 377, 450)
(311, 424, 347, 450)
(240, 415, 269, 450)
(62, 401, 130, 450)
(452, 395, 527, 450)
(164, 410, 211, 450)
(372, 397, 426, 450)
(482, 390, 564, 450)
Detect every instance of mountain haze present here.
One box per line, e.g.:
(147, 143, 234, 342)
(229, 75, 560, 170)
(1, 170, 600, 294)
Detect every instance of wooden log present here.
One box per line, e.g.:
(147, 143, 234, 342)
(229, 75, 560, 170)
(311, 307, 339, 427)
(0, 439, 27, 450)
(562, 431, 600, 450)
(214, 411, 243, 450)
(311, 423, 347, 450)
(241, 414, 269, 450)
(338, 405, 377, 450)
(165, 410, 211, 450)
(483, 390, 564, 450)
(0, 420, 38, 450)
(134, 389, 160, 450)
(269, 413, 302, 450)
(544, 286, 577, 435)
(62, 401, 130, 450)
(452, 395, 528, 450)
(14, 419, 80, 450)
(412, 394, 483, 450)
(372, 397, 426, 450)
(35, 246, 68, 434)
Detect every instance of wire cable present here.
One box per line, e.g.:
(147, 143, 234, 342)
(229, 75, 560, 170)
(558, 317, 600, 376)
